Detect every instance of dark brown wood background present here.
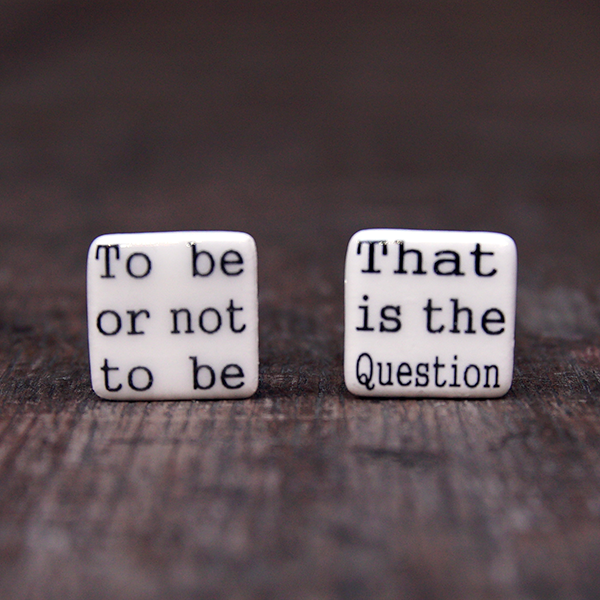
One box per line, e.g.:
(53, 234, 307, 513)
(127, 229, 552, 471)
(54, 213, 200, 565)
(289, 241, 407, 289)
(1, 1, 600, 598)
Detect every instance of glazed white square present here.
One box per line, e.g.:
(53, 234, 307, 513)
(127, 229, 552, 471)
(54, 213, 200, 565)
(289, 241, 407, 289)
(87, 231, 258, 400)
(344, 229, 517, 397)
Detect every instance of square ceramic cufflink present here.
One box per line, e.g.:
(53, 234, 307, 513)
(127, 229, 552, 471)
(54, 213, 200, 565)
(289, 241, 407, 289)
(344, 229, 517, 397)
(87, 231, 258, 400)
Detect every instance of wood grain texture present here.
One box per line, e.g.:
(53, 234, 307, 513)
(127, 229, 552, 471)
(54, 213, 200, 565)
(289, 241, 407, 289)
(1, 1, 600, 598)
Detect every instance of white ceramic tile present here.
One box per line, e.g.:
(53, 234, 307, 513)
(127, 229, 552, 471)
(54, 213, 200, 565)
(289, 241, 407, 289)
(344, 229, 517, 398)
(87, 231, 258, 400)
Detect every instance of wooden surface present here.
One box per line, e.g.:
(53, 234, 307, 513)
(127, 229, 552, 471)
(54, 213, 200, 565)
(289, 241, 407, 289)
(1, 1, 600, 598)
